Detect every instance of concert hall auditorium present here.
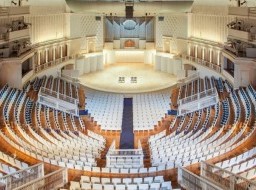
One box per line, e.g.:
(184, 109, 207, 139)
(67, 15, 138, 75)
(0, 0, 255, 189)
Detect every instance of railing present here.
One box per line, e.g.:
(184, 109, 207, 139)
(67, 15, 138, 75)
(249, 7, 256, 16)
(8, 28, 30, 41)
(201, 161, 256, 190)
(0, 6, 30, 16)
(178, 166, 223, 190)
(107, 149, 144, 157)
(13, 168, 68, 190)
(58, 72, 80, 84)
(182, 54, 221, 73)
(179, 87, 217, 105)
(106, 149, 144, 168)
(35, 55, 77, 73)
(40, 87, 78, 105)
(0, 163, 44, 190)
(38, 87, 79, 116)
(178, 87, 219, 115)
(16, 45, 32, 57)
(0, 7, 8, 15)
(178, 72, 200, 87)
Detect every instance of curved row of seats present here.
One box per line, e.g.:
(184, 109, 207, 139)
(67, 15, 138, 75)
(133, 90, 170, 131)
(0, 75, 255, 188)
(149, 85, 256, 172)
(215, 147, 256, 179)
(0, 78, 107, 172)
(86, 89, 124, 131)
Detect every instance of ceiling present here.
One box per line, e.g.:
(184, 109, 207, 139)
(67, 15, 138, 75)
(0, 0, 255, 11)
(65, 0, 194, 16)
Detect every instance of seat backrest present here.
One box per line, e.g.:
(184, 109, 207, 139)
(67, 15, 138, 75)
(115, 184, 126, 190)
(92, 183, 103, 190)
(70, 181, 80, 190)
(91, 177, 100, 183)
(103, 184, 114, 190)
(127, 184, 137, 190)
(138, 183, 149, 190)
(133, 178, 143, 184)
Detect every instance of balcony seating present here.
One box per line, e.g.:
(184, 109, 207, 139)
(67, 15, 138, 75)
(149, 86, 255, 169)
(220, 99, 230, 126)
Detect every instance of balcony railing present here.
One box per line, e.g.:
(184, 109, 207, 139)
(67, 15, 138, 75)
(8, 28, 30, 41)
(182, 54, 221, 73)
(106, 149, 144, 168)
(38, 87, 79, 116)
(229, 7, 256, 17)
(201, 161, 256, 190)
(35, 54, 77, 73)
(40, 87, 78, 105)
(178, 87, 219, 115)
(0, 6, 30, 16)
(178, 72, 199, 87)
(14, 168, 68, 190)
(178, 166, 223, 190)
(179, 87, 218, 106)
(0, 163, 44, 190)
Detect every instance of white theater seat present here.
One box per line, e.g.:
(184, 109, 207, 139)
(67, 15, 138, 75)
(103, 184, 114, 190)
(115, 184, 126, 190)
(127, 184, 137, 190)
(81, 182, 91, 190)
(92, 184, 103, 190)
(138, 183, 149, 190)
(70, 181, 81, 190)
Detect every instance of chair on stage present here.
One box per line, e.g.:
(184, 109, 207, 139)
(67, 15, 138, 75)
(118, 77, 125, 83)
(131, 77, 137, 83)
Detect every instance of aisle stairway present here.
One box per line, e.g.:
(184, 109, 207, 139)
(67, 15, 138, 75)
(120, 98, 134, 149)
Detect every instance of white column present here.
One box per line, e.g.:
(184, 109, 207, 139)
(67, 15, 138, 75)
(188, 43, 191, 56)
(195, 45, 198, 58)
(66, 44, 70, 57)
(217, 50, 221, 65)
(53, 47, 56, 61)
(202, 47, 205, 60)
(209, 49, 213, 63)
(37, 51, 41, 65)
(60, 45, 63, 58)
(45, 49, 48, 63)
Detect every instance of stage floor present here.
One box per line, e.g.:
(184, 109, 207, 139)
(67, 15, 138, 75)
(79, 62, 178, 93)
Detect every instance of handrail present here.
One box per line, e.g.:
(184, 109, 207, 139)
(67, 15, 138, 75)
(35, 54, 78, 73)
(13, 168, 68, 190)
(0, 163, 44, 190)
(182, 54, 221, 73)
(178, 166, 223, 190)
(178, 87, 217, 105)
(39, 87, 78, 105)
(201, 161, 256, 190)
(178, 72, 199, 86)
